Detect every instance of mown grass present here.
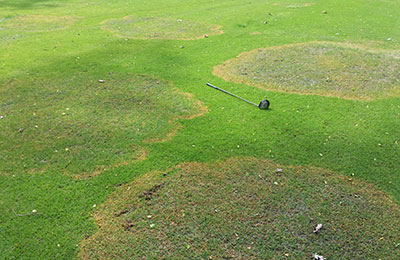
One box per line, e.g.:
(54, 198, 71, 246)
(0, 0, 399, 259)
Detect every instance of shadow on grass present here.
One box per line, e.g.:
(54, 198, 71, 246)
(0, 0, 64, 9)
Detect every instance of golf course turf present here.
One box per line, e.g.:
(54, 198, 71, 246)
(0, 0, 399, 259)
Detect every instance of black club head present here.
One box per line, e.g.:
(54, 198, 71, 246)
(258, 99, 270, 110)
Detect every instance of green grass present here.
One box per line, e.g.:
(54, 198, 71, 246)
(0, 0, 399, 259)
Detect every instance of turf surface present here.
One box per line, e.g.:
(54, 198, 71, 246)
(0, 0, 399, 259)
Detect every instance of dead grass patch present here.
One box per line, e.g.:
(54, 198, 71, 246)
(79, 157, 400, 259)
(0, 75, 205, 178)
(213, 41, 400, 100)
(101, 16, 223, 40)
(0, 15, 77, 32)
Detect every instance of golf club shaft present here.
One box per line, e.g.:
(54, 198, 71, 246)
(206, 83, 258, 107)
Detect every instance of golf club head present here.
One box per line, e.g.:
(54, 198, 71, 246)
(258, 99, 270, 110)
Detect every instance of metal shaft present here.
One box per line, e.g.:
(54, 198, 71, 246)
(206, 83, 258, 107)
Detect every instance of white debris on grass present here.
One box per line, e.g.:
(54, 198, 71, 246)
(313, 254, 326, 260)
(313, 224, 323, 233)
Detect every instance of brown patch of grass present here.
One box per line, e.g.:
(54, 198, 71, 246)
(100, 16, 223, 40)
(272, 3, 315, 7)
(250, 32, 262, 35)
(213, 41, 400, 100)
(0, 75, 205, 178)
(79, 157, 400, 259)
(0, 15, 77, 32)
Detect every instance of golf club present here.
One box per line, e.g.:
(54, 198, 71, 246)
(206, 83, 270, 110)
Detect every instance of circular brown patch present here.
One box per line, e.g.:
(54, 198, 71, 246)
(101, 16, 223, 40)
(0, 75, 206, 178)
(79, 157, 400, 259)
(213, 42, 400, 100)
